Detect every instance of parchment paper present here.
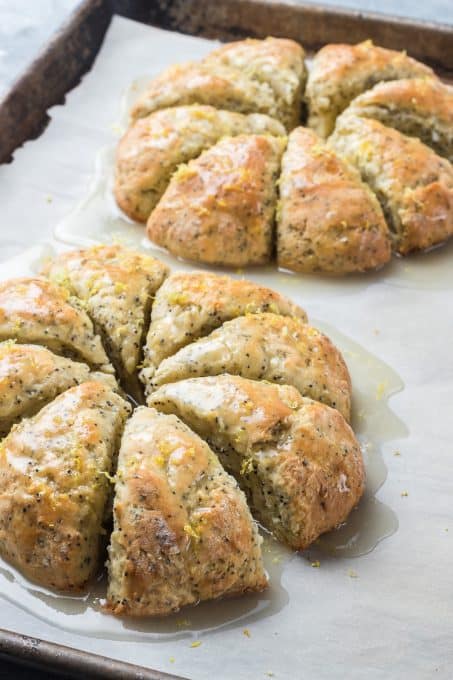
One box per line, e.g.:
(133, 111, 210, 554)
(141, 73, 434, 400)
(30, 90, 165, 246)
(0, 15, 451, 680)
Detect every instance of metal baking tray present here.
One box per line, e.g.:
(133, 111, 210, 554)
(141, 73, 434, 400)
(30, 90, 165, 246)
(0, 0, 452, 676)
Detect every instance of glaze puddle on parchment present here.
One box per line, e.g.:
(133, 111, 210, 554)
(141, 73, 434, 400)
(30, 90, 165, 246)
(0, 533, 291, 642)
(313, 320, 407, 558)
(55, 143, 453, 293)
(0, 323, 405, 639)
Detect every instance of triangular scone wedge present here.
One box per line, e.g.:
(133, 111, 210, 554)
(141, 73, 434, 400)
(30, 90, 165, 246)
(205, 37, 307, 130)
(149, 376, 365, 550)
(306, 40, 435, 138)
(330, 115, 453, 254)
(345, 78, 453, 164)
(130, 62, 277, 122)
(41, 245, 168, 400)
(0, 382, 130, 591)
(0, 341, 117, 436)
(277, 127, 391, 273)
(146, 134, 286, 266)
(115, 105, 285, 223)
(106, 407, 267, 616)
(0, 277, 112, 372)
(151, 313, 351, 421)
(139, 271, 306, 391)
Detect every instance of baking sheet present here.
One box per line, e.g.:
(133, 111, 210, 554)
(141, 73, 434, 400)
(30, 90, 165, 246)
(0, 15, 452, 680)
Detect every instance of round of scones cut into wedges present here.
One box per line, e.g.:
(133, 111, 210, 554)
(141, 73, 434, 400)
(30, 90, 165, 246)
(0, 341, 117, 437)
(114, 36, 453, 273)
(150, 313, 352, 422)
(345, 78, 453, 164)
(0, 381, 130, 591)
(139, 270, 307, 387)
(115, 105, 285, 223)
(131, 37, 306, 130)
(0, 277, 113, 373)
(305, 40, 436, 138)
(106, 407, 267, 616)
(146, 134, 286, 267)
(277, 126, 391, 274)
(41, 245, 169, 401)
(148, 375, 365, 551)
(330, 114, 453, 255)
(0, 244, 365, 613)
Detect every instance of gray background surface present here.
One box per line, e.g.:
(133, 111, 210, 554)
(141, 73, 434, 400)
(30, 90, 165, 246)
(0, 1, 451, 678)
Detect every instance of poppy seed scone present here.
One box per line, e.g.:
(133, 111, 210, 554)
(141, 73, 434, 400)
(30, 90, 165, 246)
(41, 245, 169, 399)
(277, 126, 391, 273)
(0, 341, 117, 437)
(130, 62, 277, 123)
(204, 37, 306, 129)
(150, 313, 352, 421)
(306, 40, 436, 138)
(146, 134, 286, 267)
(106, 407, 267, 616)
(0, 381, 130, 591)
(0, 244, 368, 610)
(330, 114, 453, 254)
(139, 271, 306, 388)
(149, 375, 365, 550)
(346, 78, 453, 163)
(115, 105, 285, 223)
(0, 277, 112, 373)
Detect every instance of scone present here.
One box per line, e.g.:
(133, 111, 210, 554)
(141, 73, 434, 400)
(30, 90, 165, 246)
(140, 271, 306, 387)
(0, 277, 112, 372)
(106, 407, 267, 616)
(41, 245, 168, 399)
(0, 382, 130, 591)
(115, 105, 285, 222)
(346, 78, 453, 163)
(0, 341, 116, 436)
(150, 313, 352, 421)
(277, 126, 391, 273)
(149, 375, 365, 550)
(146, 134, 286, 266)
(130, 62, 277, 122)
(330, 114, 453, 254)
(205, 37, 307, 129)
(306, 40, 436, 137)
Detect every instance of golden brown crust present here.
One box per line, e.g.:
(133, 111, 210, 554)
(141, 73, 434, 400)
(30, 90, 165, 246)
(330, 115, 453, 254)
(0, 382, 130, 591)
(0, 277, 112, 372)
(151, 313, 352, 421)
(140, 271, 306, 387)
(347, 78, 453, 163)
(148, 375, 365, 550)
(106, 407, 266, 616)
(306, 41, 436, 138)
(205, 37, 307, 129)
(115, 105, 285, 223)
(277, 127, 391, 273)
(130, 62, 276, 122)
(146, 134, 286, 266)
(0, 342, 117, 437)
(41, 245, 168, 398)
